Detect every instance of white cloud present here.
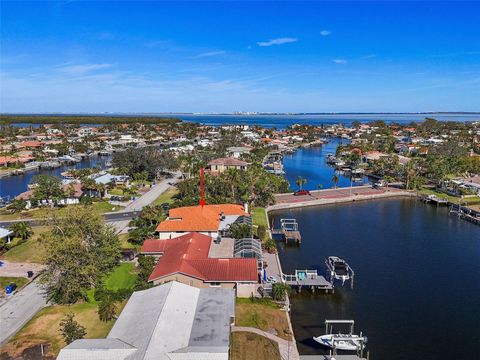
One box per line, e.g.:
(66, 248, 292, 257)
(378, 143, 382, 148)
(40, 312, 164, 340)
(361, 54, 377, 59)
(257, 37, 298, 47)
(333, 59, 348, 64)
(320, 30, 331, 36)
(56, 63, 113, 76)
(188, 51, 226, 59)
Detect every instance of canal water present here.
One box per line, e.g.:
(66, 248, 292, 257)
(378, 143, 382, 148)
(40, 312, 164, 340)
(0, 156, 110, 200)
(283, 138, 370, 191)
(272, 140, 480, 359)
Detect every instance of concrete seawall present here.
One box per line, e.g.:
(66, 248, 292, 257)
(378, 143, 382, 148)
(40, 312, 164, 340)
(267, 189, 414, 212)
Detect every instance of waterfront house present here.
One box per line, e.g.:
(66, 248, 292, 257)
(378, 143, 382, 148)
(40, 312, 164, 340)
(141, 232, 259, 294)
(156, 203, 249, 239)
(57, 281, 235, 360)
(207, 157, 249, 174)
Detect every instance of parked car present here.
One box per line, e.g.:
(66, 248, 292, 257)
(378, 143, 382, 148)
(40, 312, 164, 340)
(5, 283, 17, 295)
(294, 189, 311, 196)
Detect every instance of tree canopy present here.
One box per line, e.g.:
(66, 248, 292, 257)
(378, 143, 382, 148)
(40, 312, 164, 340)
(39, 206, 121, 304)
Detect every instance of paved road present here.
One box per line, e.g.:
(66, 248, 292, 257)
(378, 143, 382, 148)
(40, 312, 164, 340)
(124, 174, 180, 211)
(0, 280, 47, 347)
(0, 173, 181, 228)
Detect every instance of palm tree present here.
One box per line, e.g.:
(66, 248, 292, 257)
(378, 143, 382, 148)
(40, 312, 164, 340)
(98, 295, 118, 322)
(9, 221, 33, 241)
(272, 283, 291, 301)
(295, 176, 307, 190)
(331, 174, 339, 189)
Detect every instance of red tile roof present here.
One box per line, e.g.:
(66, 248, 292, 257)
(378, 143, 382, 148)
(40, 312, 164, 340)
(143, 232, 258, 283)
(156, 204, 248, 232)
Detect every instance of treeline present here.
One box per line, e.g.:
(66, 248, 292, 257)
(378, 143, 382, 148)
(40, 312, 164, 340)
(0, 114, 181, 125)
(175, 165, 290, 208)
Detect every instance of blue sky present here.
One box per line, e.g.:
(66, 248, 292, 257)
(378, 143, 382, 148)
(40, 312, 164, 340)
(1, 1, 479, 113)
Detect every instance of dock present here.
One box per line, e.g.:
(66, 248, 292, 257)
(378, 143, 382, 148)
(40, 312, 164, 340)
(419, 194, 449, 206)
(450, 204, 480, 225)
(279, 218, 302, 243)
(282, 270, 333, 293)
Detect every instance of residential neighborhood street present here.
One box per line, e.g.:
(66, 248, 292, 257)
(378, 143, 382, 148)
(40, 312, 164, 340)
(0, 280, 47, 346)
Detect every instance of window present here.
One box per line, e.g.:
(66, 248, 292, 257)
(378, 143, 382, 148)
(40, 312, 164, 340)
(209, 282, 221, 287)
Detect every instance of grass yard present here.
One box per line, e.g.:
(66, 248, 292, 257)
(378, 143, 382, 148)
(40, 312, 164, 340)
(418, 188, 480, 206)
(2, 226, 50, 263)
(230, 332, 281, 360)
(235, 298, 291, 340)
(104, 263, 137, 291)
(152, 186, 178, 207)
(251, 207, 268, 228)
(2, 301, 125, 357)
(118, 233, 137, 250)
(0, 202, 123, 221)
(0, 276, 29, 295)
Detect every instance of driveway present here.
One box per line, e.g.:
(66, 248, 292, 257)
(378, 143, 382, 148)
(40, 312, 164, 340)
(0, 280, 47, 346)
(0, 260, 44, 278)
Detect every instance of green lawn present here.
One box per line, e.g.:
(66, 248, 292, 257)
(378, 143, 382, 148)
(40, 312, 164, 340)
(118, 233, 137, 250)
(2, 226, 50, 263)
(0, 277, 29, 295)
(235, 298, 291, 340)
(418, 188, 480, 206)
(104, 263, 137, 291)
(152, 187, 178, 207)
(251, 207, 268, 228)
(0, 201, 124, 221)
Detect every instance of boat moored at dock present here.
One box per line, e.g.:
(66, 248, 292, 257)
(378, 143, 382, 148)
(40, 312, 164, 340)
(326, 256, 354, 287)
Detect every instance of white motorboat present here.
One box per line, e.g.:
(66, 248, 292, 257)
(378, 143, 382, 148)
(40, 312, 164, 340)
(325, 256, 354, 285)
(313, 333, 367, 351)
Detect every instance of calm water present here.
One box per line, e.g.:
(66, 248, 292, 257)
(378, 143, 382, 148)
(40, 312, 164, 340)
(271, 143, 480, 359)
(177, 113, 480, 128)
(5, 112, 480, 129)
(271, 200, 480, 359)
(283, 139, 370, 191)
(0, 156, 110, 200)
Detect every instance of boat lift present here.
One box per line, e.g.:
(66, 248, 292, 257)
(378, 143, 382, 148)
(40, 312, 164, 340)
(324, 320, 368, 359)
(280, 218, 302, 243)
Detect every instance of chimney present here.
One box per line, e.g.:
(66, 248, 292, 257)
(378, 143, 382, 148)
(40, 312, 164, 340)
(244, 202, 249, 214)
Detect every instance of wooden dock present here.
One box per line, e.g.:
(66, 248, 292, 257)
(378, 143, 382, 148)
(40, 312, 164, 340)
(450, 204, 480, 225)
(282, 270, 333, 293)
(420, 194, 449, 206)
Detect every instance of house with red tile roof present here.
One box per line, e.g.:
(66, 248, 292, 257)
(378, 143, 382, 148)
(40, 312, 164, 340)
(156, 204, 249, 239)
(141, 232, 258, 292)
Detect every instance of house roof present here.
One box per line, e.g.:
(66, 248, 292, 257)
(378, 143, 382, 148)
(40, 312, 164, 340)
(57, 281, 235, 360)
(16, 140, 43, 148)
(156, 204, 248, 232)
(16, 183, 83, 201)
(143, 232, 258, 283)
(207, 157, 249, 167)
(0, 227, 13, 239)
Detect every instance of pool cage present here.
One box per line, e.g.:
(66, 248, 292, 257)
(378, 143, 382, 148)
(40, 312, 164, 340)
(234, 237, 263, 272)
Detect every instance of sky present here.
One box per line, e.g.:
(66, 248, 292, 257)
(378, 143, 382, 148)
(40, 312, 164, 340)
(1, 1, 479, 113)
